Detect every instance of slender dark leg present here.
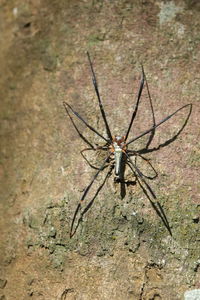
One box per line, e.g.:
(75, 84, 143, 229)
(81, 148, 99, 170)
(137, 102, 193, 155)
(78, 164, 114, 219)
(136, 177, 172, 235)
(125, 152, 156, 199)
(70, 164, 114, 238)
(127, 151, 158, 180)
(63, 102, 95, 149)
(70, 153, 111, 238)
(127, 104, 192, 146)
(125, 66, 145, 141)
(143, 66, 156, 149)
(81, 147, 109, 170)
(87, 52, 113, 141)
(126, 156, 172, 235)
(63, 102, 108, 143)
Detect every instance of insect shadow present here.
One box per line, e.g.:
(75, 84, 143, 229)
(63, 52, 192, 238)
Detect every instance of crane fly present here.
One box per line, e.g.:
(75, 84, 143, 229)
(63, 52, 192, 238)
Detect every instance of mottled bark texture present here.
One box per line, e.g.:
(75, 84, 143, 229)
(0, 0, 199, 299)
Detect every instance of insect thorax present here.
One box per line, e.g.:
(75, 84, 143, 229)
(111, 136, 127, 152)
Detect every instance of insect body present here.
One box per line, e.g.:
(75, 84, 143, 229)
(110, 136, 127, 179)
(63, 52, 192, 238)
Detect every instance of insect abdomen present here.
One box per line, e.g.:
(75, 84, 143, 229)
(114, 148, 123, 176)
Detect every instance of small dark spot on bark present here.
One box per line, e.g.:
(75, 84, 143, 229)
(23, 22, 31, 28)
(192, 216, 199, 223)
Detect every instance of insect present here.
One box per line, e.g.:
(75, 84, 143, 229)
(63, 52, 192, 238)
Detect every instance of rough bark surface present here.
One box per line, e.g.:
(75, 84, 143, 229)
(0, 1, 199, 299)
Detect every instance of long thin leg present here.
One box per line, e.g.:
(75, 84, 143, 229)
(137, 102, 193, 155)
(81, 148, 99, 170)
(70, 153, 111, 237)
(127, 104, 192, 146)
(63, 102, 95, 149)
(81, 164, 114, 216)
(87, 52, 113, 141)
(127, 151, 158, 180)
(126, 157, 172, 235)
(143, 66, 156, 149)
(70, 164, 113, 238)
(125, 66, 145, 141)
(63, 102, 108, 143)
(81, 147, 108, 170)
(136, 176, 172, 235)
(125, 152, 156, 199)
